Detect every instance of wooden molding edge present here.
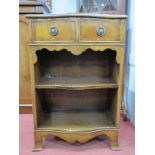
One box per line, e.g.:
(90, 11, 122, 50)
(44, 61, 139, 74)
(32, 46, 123, 64)
(19, 104, 32, 114)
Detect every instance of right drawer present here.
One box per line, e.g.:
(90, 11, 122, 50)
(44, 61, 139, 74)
(80, 19, 122, 43)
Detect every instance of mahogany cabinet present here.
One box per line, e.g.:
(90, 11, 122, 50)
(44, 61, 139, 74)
(26, 14, 127, 151)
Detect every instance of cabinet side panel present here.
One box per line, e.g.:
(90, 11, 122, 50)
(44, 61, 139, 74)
(19, 17, 32, 109)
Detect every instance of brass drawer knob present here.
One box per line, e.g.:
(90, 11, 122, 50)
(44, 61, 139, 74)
(96, 27, 105, 37)
(50, 27, 58, 36)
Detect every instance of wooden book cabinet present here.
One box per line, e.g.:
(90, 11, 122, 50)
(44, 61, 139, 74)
(26, 14, 127, 151)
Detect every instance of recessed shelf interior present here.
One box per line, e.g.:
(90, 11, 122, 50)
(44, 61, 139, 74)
(38, 111, 114, 131)
(35, 48, 119, 89)
(36, 89, 118, 131)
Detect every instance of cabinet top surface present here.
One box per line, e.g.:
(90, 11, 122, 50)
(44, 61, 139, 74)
(26, 13, 128, 19)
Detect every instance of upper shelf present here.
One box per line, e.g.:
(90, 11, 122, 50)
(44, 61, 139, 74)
(26, 13, 128, 19)
(35, 76, 118, 90)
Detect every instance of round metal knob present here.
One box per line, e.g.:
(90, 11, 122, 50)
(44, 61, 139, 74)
(96, 27, 105, 37)
(50, 27, 58, 36)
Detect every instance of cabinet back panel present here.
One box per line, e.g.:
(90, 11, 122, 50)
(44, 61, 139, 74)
(36, 49, 116, 79)
(37, 89, 115, 112)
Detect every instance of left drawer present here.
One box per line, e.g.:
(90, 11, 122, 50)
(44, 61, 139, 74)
(31, 20, 76, 43)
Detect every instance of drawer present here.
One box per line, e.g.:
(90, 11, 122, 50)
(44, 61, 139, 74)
(32, 20, 76, 43)
(80, 20, 121, 42)
(19, 6, 43, 14)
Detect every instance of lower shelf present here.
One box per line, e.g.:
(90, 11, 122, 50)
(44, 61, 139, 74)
(38, 111, 115, 132)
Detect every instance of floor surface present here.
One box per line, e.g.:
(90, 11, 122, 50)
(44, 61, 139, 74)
(19, 114, 135, 155)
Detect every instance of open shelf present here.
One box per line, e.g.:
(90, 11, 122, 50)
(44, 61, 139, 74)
(34, 49, 119, 132)
(36, 89, 118, 131)
(35, 76, 118, 90)
(35, 48, 119, 90)
(38, 111, 115, 131)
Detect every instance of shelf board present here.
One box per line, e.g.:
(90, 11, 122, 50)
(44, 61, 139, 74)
(38, 111, 115, 132)
(35, 76, 118, 90)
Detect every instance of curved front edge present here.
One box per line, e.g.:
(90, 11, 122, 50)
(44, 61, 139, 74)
(30, 45, 124, 65)
(32, 50, 38, 64)
(33, 129, 120, 151)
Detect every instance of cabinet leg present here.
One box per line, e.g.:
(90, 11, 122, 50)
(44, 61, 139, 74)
(108, 132, 120, 151)
(32, 132, 43, 152)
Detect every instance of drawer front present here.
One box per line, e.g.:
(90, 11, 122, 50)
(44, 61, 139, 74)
(19, 6, 43, 14)
(32, 20, 76, 43)
(80, 20, 121, 42)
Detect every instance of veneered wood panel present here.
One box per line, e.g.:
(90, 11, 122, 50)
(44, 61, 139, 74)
(19, 16, 31, 105)
(80, 19, 121, 42)
(33, 20, 76, 42)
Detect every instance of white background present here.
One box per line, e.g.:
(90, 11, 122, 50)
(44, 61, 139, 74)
(0, 0, 155, 154)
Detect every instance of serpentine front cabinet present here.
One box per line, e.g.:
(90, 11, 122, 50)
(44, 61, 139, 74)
(27, 14, 127, 151)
